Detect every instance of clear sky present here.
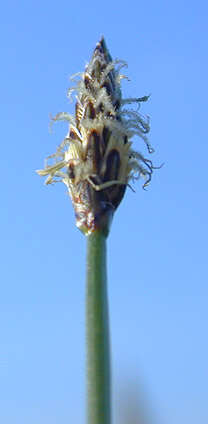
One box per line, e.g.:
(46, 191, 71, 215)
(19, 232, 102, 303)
(1, 1, 208, 423)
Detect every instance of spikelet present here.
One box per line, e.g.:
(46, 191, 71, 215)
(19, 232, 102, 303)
(37, 38, 156, 235)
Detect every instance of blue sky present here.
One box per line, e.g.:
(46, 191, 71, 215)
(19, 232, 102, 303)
(1, 0, 208, 423)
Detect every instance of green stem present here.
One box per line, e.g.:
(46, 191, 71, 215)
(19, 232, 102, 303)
(86, 230, 111, 424)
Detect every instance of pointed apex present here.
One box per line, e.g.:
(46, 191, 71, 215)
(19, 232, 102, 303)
(93, 37, 112, 63)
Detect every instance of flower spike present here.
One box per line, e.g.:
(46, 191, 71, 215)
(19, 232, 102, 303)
(37, 38, 155, 235)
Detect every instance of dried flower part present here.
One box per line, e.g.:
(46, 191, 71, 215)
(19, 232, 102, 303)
(37, 38, 155, 235)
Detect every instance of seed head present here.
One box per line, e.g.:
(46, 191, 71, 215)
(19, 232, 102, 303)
(37, 38, 156, 235)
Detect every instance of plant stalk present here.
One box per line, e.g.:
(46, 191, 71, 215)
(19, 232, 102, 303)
(86, 230, 111, 424)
